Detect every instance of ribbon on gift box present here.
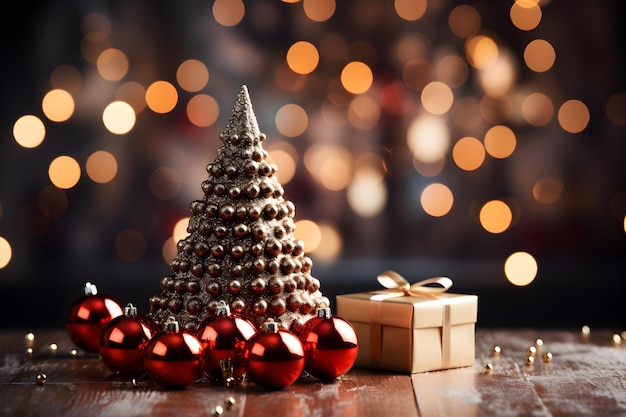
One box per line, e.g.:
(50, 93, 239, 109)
(369, 271, 454, 370)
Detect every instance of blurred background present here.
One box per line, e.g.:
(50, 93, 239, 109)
(0, 0, 624, 330)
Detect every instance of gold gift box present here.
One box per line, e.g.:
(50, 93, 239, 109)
(336, 274, 478, 374)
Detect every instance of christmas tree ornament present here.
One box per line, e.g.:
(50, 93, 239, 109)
(243, 319, 305, 390)
(196, 300, 257, 381)
(99, 303, 159, 375)
(65, 282, 124, 353)
(148, 85, 329, 331)
(143, 317, 204, 389)
(298, 306, 358, 380)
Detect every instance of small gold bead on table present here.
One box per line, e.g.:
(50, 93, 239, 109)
(70, 349, 78, 357)
(25, 332, 35, 348)
(211, 405, 224, 416)
(35, 373, 47, 385)
(611, 334, 622, 347)
(581, 325, 591, 338)
(525, 355, 535, 366)
(48, 343, 58, 355)
(492, 345, 502, 356)
(483, 363, 493, 374)
(534, 338, 544, 348)
(542, 352, 553, 363)
(224, 396, 236, 410)
(527, 346, 537, 357)
(26, 347, 34, 356)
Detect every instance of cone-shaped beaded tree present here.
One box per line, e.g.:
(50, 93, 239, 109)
(148, 86, 329, 332)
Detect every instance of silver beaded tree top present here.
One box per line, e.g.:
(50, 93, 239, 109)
(148, 85, 329, 331)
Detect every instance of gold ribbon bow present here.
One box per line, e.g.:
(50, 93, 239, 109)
(370, 270, 454, 371)
(376, 270, 453, 296)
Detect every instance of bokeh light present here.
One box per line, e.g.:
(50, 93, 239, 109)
(341, 61, 373, 94)
(96, 48, 129, 81)
(102, 101, 136, 134)
(479, 200, 512, 234)
(347, 170, 387, 217)
(435, 54, 469, 88)
(187, 94, 219, 127)
(13, 115, 46, 148)
(421, 183, 454, 217)
(524, 39, 556, 73)
(0, 237, 12, 269)
(86, 151, 118, 184)
(421, 81, 454, 115)
(173, 217, 190, 243)
(42, 89, 75, 122)
(49, 156, 81, 189)
(504, 251, 538, 286)
(267, 144, 297, 185)
(478, 49, 516, 94)
(395, 0, 427, 21)
(287, 41, 319, 75)
(303, 0, 336, 22)
(275, 104, 308, 137)
(213, 0, 245, 26)
(312, 223, 342, 263)
(533, 177, 564, 204)
(304, 143, 352, 191)
(347, 95, 380, 130)
(145, 81, 178, 114)
(510, 2, 542, 31)
(465, 35, 499, 69)
(448, 5, 481, 38)
(294, 219, 322, 252)
(522, 92, 554, 127)
(606, 93, 626, 126)
(116, 82, 147, 113)
(484, 125, 516, 159)
(558, 99, 590, 133)
(407, 114, 450, 163)
(452, 136, 485, 171)
(176, 59, 209, 92)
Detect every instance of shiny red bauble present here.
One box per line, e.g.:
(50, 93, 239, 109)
(196, 301, 257, 380)
(243, 319, 305, 390)
(99, 303, 159, 375)
(65, 282, 124, 353)
(298, 307, 359, 380)
(143, 318, 204, 389)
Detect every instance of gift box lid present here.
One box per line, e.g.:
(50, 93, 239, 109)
(336, 291, 478, 330)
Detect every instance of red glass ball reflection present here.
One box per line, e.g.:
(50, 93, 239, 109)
(99, 309, 158, 375)
(299, 310, 358, 380)
(65, 285, 123, 353)
(243, 325, 305, 390)
(143, 327, 204, 389)
(196, 315, 257, 379)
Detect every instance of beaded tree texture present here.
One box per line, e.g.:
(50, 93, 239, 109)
(148, 85, 329, 332)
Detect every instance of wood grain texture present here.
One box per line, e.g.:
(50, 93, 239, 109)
(1, 329, 625, 417)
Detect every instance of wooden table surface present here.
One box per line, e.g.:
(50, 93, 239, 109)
(1, 328, 625, 417)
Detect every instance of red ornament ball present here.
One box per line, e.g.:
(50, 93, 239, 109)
(243, 319, 305, 390)
(65, 282, 124, 353)
(143, 318, 204, 389)
(298, 307, 358, 380)
(196, 301, 257, 380)
(99, 303, 159, 375)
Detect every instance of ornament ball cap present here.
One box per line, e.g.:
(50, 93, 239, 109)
(84, 282, 98, 296)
